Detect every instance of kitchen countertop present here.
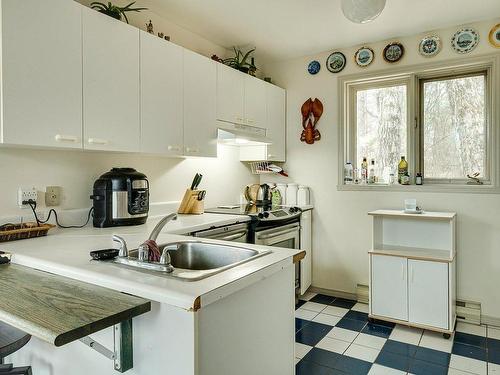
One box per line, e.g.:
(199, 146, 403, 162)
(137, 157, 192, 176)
(0, 212, 302, 312)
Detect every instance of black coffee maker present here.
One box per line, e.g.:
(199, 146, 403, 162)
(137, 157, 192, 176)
(91, 168, 149, 228)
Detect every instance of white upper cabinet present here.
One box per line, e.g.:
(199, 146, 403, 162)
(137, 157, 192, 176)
(266, 84, 286, 162)
(244, 76, 267, 128)
(183, 50, 217, 157)
(217, 64, 245, 124)
(82, 8, 140, 152)
(140, 32, 183, 155)
(0, 0, 83, 148)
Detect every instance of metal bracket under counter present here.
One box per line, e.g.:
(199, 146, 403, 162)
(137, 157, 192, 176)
(80, 319, 133, 373)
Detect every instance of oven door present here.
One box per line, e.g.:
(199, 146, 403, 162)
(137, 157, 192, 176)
(191, 223, 249, 243)
(254, 222, 300, 248)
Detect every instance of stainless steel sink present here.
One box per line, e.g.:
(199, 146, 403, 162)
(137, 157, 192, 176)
(112, 241, 271, 281)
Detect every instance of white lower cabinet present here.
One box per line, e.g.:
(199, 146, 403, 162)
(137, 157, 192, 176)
(370, 254, 451, 331)
(408, 259, 449, 329)
(371, 255, 408, 321)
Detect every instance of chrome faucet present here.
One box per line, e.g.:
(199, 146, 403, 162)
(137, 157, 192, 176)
(112, 235, 128, 257)
(148, 213, 178, 242)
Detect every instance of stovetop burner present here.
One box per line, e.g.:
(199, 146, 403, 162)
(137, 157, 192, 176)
(205, 204, 301, 222)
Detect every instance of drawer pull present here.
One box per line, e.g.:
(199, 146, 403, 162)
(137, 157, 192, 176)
(168, 145, 181, 152)
(185, 147, 199, 153)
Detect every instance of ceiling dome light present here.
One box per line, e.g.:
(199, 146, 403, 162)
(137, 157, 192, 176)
(341, 0, 386, 24)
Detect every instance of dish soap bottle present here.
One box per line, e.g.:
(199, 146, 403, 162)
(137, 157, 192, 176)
(398, 156, 408, 184)
(344, 162, 353, 184)
(369, 159, 376, 184)
(270, 184, 282, 206)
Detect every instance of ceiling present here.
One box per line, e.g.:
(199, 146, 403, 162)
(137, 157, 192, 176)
(147, 0, 499, 62)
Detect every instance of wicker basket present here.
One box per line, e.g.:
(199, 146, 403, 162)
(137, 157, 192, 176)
(0, 222, 55, 243)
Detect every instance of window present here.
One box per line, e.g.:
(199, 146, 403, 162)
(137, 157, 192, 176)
(420, 73, 487, 181)
(356, 84, 407, 181)
(339, 56, 496, 190)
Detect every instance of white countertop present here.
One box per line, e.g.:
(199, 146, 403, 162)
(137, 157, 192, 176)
(0, 212, 302, 311)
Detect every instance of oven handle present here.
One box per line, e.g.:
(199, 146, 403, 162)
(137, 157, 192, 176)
(218, 231, 248, 241)
(256, 227, 300, 240)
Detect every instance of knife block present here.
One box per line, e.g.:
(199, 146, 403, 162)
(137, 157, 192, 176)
(178, 189, 204, 215)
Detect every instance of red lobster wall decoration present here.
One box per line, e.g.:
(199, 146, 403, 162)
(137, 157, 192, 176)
(300, 98, 323, 144)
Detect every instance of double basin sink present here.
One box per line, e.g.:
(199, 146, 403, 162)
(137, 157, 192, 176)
(113, 241, 271, 281)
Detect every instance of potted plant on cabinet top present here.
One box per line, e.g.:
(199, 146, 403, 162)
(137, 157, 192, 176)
(223, 47, 257, 75)
(90, 1, 147, 23)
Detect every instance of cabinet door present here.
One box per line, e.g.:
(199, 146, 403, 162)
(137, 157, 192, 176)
(1, 0, 82, 148)
(140, 32, 183, 155)
(83, 8, 140, 152)
(408, 260, 449, 329)
(299, 210, 312, 295)
(244, 76, 267, 128)
(371, 255, 408, 321)
(266, 85, 286, 162)
(183, 50, 217, 157)
(217, 64, 245, 124)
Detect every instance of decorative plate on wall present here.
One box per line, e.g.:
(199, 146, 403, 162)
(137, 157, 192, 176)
(326, 52, 347, 73)
(489, 24, 500, 48)
(383, 42, 404, 63)
(451, 28, 479, 53)
(419, 35, 442, 57)
(354, 47, 374, 67)
(308, 60, 321, 75)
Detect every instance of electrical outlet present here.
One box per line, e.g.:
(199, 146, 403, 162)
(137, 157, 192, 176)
(45, 186, 62, 207)
(18, 187, 38, 208)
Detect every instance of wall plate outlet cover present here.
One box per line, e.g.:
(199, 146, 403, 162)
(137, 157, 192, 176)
(18, 187, 38, 208)
(45, 186, 62, 207)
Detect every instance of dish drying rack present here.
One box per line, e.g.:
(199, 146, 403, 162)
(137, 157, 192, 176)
(248, 161, 287, 176)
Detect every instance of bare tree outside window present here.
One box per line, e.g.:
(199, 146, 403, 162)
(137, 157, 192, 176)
(356, 85, 407, 181)
(422, 74, 486, 179)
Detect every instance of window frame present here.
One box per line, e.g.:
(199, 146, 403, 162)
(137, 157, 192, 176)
(338, 54, 499, 193)
(416, 69, 491, 185)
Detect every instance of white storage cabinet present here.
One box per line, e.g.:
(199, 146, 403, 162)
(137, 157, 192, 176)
(0, 0, 83, 148)
(368, 210, 457, 338)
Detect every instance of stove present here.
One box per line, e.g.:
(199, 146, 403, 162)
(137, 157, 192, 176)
(205, 204, 301, 223)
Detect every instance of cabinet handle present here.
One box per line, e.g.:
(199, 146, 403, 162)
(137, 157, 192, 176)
(268, 154, 275, 159)
(185, 146, 199, 153)
(168, 145, 181, 152)
(55, 134, 78, 143)
(247, 118, 255, 124)
(88, 138, 109, 145)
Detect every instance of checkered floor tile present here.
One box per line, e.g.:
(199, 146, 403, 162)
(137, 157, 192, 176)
(295, 293, 499, 375)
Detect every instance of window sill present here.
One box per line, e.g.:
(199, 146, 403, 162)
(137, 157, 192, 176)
(337, 183, 500, 194)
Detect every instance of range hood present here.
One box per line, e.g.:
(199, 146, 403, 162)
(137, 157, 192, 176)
(217, 121, 272, 146)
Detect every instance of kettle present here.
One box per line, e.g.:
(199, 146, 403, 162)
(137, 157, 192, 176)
(244, 184, 271, 205)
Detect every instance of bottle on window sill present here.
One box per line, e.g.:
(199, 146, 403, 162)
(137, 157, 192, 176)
(415, 173, 423, 185)
(368, 159, 376, 184)
(361, 157, 368, 184)
(398, 156, 408, 184)
(344, 162, 353, 185)
(401, 172, 411, 185)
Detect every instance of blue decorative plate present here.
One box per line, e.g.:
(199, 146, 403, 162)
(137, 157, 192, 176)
(355, 47, 374, 67)
(419, 35, 441, 57)
(308, 60, 321, 75)
(452, 28, 479, 54)
(326, 52, 346, 73)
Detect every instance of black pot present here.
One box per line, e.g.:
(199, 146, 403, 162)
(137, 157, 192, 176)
(99, 9, 121, 20)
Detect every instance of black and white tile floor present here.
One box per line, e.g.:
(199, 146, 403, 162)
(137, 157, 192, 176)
(295, 292, 500, 375)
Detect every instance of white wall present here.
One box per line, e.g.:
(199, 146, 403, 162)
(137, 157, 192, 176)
(263, 18, 500, 319)
(0, 145, 255, 217)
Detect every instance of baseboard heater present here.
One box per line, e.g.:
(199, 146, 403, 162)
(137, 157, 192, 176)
(356, 285, 481, 326)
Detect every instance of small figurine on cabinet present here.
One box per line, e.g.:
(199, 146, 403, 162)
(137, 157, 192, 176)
(146, 20, 154, 34)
